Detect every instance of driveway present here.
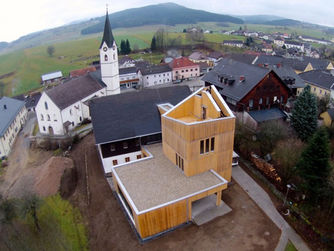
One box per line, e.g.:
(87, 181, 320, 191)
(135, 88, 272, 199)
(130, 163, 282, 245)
(232, 165, 311, 251)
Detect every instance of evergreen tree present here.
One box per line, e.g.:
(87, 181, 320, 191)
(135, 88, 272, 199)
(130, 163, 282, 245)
(120, 40, 126, 55)
(291, 85, 318, 141)
(296, 127, 332, 202)
(125, 39, 131, 54)
(150, 36, 157, 51)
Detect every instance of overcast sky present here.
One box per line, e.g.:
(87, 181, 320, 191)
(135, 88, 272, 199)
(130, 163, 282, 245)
(1, 0, 333, 42)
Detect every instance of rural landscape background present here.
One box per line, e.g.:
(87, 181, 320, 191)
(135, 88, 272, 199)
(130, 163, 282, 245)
(0, 3, 333, 97)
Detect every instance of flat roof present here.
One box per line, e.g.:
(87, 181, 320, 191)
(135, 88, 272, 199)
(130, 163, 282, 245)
(113, 143, 226, 213)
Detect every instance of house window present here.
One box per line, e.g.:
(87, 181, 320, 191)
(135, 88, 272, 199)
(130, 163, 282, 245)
(123, 142, 128, 149)
(202, 106, 207, 120)
(137, 155, 142, 159)
(47, 115, 50, 121)
(249, 99, 253, 108)
(191, 69, 193, 71)
(105, 54, 108, 61)
(110, 144, 116, 152)
(182, 70, 184, 73)
(200, 140, 204, 154)
(186, 69, 188, 72)
(205, 138, 210, 153)
(41, 114, 44, 121)
(266, 97, 270, 105)
(211, 137, 215, 151)
(113, 160, 118, 166)
(43, 126, 46, 131)
(44, 102, 48, 110)
(125, 157, 130, 162)
(259, 98, 263, 105)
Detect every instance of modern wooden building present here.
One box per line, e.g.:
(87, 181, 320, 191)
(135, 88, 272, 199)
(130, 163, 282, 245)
(90, 85, 235, 240)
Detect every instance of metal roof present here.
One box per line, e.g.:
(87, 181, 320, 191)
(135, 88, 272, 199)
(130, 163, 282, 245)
(0, 97, 25, 136)
(41, 71, 63, 82)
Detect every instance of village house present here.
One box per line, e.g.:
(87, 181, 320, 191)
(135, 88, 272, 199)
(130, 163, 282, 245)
(202, 58, 291, 127)
(35, 10, 120, 136)
(119, 67, 139, 89)
(273, 37, 285, 47)
(41, 71, 63, 85)
(284, 40, 304, 52)
(222, 40, 244, 48)
(320, 108, 334, 127)
(299, 70, 334, 98)
(169, 57, 200, 81)
(300, 35, 332, 45)
(207, 51, 224, 66)
(138, 64, 172, 87)
(0, 97, 27, 159)
(188, 51, 213, 66)
(89, 85, 235, 240)
(118, 55, 136, 68)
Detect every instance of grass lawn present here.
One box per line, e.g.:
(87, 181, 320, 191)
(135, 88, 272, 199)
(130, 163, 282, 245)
(285, 241, 298, 251)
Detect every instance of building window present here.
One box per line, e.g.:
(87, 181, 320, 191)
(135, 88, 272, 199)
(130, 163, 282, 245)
(259, 98, 263, 105)
(110, 144, 116, 152)
(200, 140, 204, 154)
(44, 102, 48, 110)
(202, 106, 207, 120)
(105, 54, 108, 61)
(266, 97, 269, 105)
(249, 99, 253, 108)
(211, 137, 215, 151)
(314, 87, 316, 92)
(70, 109, 72, 115)
(41, 114, 44, 121)
(182, 70, 184, 73)
(113, 160, 118, 166)
(175, 153, 184, 171)
(43, 126, 46, 131)
(137, 155, 142, 159)
(205, 138, 210, 153)
(113, 54, 115, 60)
(186, 69, 188, 72)
(123, 142, 128, 149)
(280, 96, 284, 103)
(47, 114, 50, 121)
(125, 157, 130, 162)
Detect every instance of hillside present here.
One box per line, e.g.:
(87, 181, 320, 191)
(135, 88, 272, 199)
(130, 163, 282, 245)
(81, 3, 243, 35)
(264, 19, 302, 26)
(236, 15, 284, 24)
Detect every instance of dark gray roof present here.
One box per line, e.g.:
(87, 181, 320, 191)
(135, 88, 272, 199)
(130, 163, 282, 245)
(225, 53, 258, 65)
(139, 64, 172, 76)
(304, 57, 332, 70)
(0, 97, 25, 136)
(254, 55, 284, 66)
(90, 86, 191, 144)
(270, 66, 305, 89)
(99, 11, 115, 49)
(119, 67, 137, 75)
(25, 92, 41, 109)
(248, 108, 287, 123)
(46, 74, 104, 110)
(299, 70, 334, 90)
(254, 56, 310, 72)
(202, 58, 270, 101)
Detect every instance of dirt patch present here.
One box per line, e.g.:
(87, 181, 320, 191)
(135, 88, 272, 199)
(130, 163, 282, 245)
(34, 157, 74, 197)
(69, 133, 281, 251)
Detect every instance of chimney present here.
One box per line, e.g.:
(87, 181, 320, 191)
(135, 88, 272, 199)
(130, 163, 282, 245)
(239, 75, 245, 82)
(277, 63, 281, 68)
(3, 104, 7, 110)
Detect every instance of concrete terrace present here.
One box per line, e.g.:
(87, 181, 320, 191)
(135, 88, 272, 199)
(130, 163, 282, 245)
(113, 143, 226, 212)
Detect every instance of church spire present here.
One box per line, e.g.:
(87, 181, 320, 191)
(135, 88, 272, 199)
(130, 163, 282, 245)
(99, 7, 115, 49)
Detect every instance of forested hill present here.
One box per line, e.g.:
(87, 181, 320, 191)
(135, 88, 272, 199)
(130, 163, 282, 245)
(81, 3, 244, 35)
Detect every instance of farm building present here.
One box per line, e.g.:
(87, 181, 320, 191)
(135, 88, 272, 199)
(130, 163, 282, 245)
(90, 85, 236, 240)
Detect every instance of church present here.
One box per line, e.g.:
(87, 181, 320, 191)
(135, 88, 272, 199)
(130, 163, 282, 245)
(36, 11, 120, 136)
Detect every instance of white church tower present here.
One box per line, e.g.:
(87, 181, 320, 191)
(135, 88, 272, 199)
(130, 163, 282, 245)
(99, 9, 120, 95)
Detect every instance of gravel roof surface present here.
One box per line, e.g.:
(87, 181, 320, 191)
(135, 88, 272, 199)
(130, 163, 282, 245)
(114, 143, 224, 212)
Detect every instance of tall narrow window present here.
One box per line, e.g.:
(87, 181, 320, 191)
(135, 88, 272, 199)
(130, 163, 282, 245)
(47, 115, 50, 121)
(41, 114, 44, 121)
(200, 140, 204, 154)
(202, 106, 207, 120)
(45, 102, 48, 110)
(211, 137, 215, 151)
(176, 153, 178, 166)
(266, 97, 270, 105)
(205, 138, 209, 153)
(249, 99, 253, 108)
(259, 98, 263, 105)
(105, 54, 108, 61)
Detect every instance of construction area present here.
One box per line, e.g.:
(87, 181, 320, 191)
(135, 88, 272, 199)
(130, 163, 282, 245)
(68, 134, 281, 250)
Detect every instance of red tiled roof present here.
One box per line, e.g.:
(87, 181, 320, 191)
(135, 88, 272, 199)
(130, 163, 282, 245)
(70, 66, 96, 78)
(169, 57, 199, 69)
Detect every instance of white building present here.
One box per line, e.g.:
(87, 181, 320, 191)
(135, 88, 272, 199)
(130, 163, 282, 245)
(35, 10, 120, 136)
(41, 71, 63, 85)
(138, 65, 172, 87)
(119, 67, 139, 89)
(0, 97, 27, 159)
(274, 37, 285, 47)
(36, 75, 106, 135)
(285, 41, 304, 52)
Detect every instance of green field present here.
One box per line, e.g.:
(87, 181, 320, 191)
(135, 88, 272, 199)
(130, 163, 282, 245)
(0, 22, 332, 97)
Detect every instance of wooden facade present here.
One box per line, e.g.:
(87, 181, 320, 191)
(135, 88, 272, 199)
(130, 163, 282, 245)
(162, 86, 235, 181)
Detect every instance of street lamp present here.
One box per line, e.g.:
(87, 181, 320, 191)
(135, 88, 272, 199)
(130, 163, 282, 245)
(283, 184, 291, 207)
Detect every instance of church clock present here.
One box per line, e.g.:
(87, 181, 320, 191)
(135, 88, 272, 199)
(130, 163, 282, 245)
(103, 47, 108, 52)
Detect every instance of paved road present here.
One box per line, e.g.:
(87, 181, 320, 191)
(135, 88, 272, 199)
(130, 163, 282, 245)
(232, 165, 311, 251)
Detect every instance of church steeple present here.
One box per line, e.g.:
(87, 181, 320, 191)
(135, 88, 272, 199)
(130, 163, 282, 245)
(99, 8, 115, 49)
